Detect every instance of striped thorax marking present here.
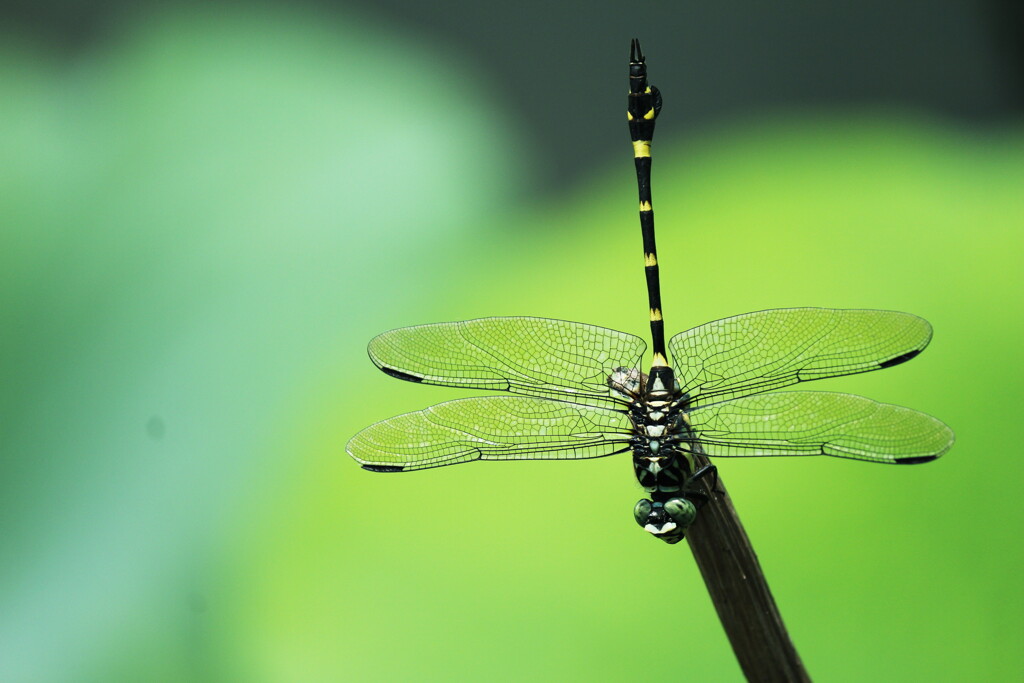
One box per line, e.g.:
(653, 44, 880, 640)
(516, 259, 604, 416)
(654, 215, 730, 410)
(627, 365, 692, 497)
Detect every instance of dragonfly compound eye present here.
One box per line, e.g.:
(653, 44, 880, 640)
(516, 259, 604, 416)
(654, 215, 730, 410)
(664, 497, 697, 528)
(633, 498, 654, 526)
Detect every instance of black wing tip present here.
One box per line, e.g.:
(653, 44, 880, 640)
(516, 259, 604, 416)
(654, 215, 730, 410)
(379, 365, 424, 383)
(361, 464, 407, 473)
(893, 454, 939, 465)
(878, 349, 922, 369)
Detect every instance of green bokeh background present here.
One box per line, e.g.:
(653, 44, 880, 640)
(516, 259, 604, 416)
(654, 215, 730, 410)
(2, 5, 1022, 682)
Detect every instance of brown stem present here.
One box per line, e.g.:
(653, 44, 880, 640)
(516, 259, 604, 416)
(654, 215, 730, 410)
(685, 453, 811, 682)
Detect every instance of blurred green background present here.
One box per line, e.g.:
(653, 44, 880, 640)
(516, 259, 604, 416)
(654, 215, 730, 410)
(1, 2, 1022, 681)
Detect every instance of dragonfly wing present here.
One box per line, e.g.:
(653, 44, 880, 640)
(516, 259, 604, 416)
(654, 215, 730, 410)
(669, 308, 933, 407)
(347, 396, 634, 472)
(368, 317, 647, 407)
(686, 391, 954, 464)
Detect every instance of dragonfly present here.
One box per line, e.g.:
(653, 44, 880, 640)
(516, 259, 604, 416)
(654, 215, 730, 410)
(347, 40, 954, 544)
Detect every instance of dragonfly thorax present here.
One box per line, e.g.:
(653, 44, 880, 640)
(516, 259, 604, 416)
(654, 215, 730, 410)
(607, 364, 703, 543)
(606, 365, 694, 494)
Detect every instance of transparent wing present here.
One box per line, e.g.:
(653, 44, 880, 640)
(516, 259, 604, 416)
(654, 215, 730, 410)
(368, 317, 646, 408)
(669, 308, 932, 408)
(347, 396, 634, 472)
(686, 391, 954, 464)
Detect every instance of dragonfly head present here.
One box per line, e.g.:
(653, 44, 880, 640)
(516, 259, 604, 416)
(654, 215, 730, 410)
(633, 497, 696, 544)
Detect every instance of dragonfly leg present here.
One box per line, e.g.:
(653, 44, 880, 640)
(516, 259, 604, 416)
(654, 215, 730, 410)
(674, 465, 718, 510)
(690, 463, 718, 488)
(683, 490, 707, 508)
